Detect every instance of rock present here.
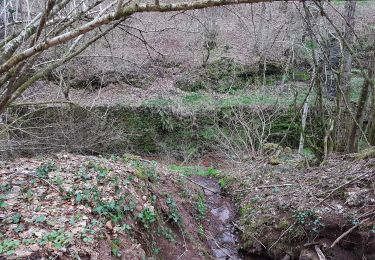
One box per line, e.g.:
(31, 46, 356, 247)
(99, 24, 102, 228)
(211, 207, 230, 223)
(105, 220, 113, 230)
(299, 248, 319, 260)
(283, 147, 293, 154)
(264, 143, 281, 153)
(212, 248, 232, 258)
(70, 226, 83, 234)
(33, 229, 47, 238)
(346, 188, 368, 206)
(14, 247, 33, 258)
(135, 204, 143, 212)
(77, 220, 87, 227)
(220, 232, 236, 244)
(269, 157, 281, 165)
(29, 244, 40, 252)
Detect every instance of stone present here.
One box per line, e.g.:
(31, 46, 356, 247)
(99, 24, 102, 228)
(105, 220, 113, 230)
(299, 248, 319, 260)
(14, 247, 33, 258)
(346, 188, 368, 206)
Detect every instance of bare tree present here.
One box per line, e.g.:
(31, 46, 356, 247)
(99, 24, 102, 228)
(0, 0, 286, 115)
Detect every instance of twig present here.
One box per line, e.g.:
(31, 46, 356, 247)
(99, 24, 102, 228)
(206, 232, 236, 260)
(176, 248, 187, 260)
(268, 224, 294, 251)
(330, 218, 370, 248)
(357, 210, 375, 220)
(315, 171, 374, 207)
(176, 223, 188, 260)
(233, 183, 294, 193)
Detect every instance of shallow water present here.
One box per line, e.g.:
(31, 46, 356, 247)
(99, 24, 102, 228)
(193, 176, 243, 260)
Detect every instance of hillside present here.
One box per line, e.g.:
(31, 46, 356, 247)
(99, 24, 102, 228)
(1, 0, 375, 259)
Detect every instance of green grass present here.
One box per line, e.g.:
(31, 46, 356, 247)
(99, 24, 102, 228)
(183, 93, 213, 107)
(144, 83, 315, 111)
(168, 164, 220, 177)
(216, 92, 300, 108)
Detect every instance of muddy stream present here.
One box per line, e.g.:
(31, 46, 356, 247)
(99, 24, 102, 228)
(193, 177, 269, 260)
(193, 176, 242, 260)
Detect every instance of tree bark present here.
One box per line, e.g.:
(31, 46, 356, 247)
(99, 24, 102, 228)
(347, 54, 374, 152)
(341, 0, 356, 100)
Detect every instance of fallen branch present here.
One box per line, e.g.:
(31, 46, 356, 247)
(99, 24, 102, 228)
(233, 183, 294, 193)
(268, 224, 294, 251)
(315, 171, 374, 207)
(314, 245, 327, 260)
(206, 231, 236, 260)
(330, 218, 370, 248)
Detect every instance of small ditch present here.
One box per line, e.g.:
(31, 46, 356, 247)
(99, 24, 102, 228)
(193, 176, 270, 260)
(193, 176, 242, 260)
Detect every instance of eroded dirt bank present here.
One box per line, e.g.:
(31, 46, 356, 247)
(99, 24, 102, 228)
(219, 149, 375, 260)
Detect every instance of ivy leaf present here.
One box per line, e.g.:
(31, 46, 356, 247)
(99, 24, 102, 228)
(12, 213, 21, 224)
(305, 40, 318, 50)
(35, 215, 46, 223)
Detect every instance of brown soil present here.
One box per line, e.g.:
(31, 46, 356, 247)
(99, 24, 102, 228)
(223, 151, 375, 260)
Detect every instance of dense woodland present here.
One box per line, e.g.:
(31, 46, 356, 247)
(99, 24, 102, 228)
(0, 0, 374, 259)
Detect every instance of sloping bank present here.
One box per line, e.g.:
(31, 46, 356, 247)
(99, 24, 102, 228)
(221, 148, 375, 259)
(0, 153, 219, 259)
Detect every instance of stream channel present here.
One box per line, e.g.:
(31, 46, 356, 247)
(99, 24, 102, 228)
(193, 176, 242, 260)
(193, 176, 271, 260)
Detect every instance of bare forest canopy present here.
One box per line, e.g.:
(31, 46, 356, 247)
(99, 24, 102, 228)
(0, 0, 374, 158)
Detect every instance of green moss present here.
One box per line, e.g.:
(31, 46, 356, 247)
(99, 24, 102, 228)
(218, 176, 233, 189)
(350, 77, 365, 102)
(352, 147, 375, 160)
(175, 58, 284, 94)
(269, 157, 281, 165)
(183, 93, 213, 107)
(168, 165, 220, 177)
(275, 218, 291, 230)
(199, 126, 217, 141)
(291, 70, 311, 81)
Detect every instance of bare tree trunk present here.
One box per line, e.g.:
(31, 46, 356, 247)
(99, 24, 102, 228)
(369, 79, 375, 145)
(348, 54, 374, 152)
(336, 0, 357, 152)
(342, 0, 356, 100)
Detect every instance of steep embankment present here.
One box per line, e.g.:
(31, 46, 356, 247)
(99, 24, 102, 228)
(0, 154, 218, 259)
(222, 148, 375, 260)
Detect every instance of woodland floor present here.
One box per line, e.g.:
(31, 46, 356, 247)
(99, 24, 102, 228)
(0, 148, 374, 259)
